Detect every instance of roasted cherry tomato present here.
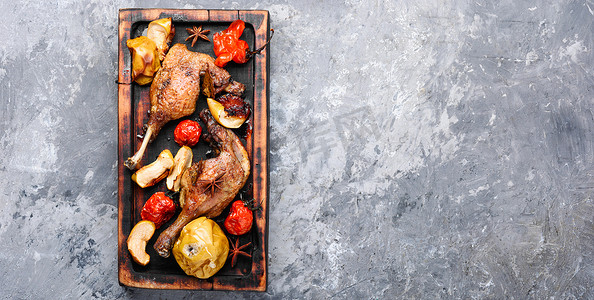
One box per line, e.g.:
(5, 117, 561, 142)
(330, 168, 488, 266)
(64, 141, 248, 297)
(224, 200, 253, 235)
(174, 119, 202, 147)
(213, 19, 274, 68)
(141, 192, 176, 229)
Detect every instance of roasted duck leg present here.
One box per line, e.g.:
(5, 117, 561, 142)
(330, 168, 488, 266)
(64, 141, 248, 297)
(124, 44, 245, 170)
(154, 109, 250, 258)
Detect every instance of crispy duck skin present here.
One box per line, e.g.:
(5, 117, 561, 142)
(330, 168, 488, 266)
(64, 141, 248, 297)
(154, 109, 250, 258)
(124, 44, 245, 170)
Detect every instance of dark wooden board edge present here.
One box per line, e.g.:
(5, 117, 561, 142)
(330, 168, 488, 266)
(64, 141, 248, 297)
(117, 8, 269, 291)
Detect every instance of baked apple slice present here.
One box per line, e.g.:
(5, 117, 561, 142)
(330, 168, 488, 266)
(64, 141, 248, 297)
(131, 149, 174, 188)
(147, 17, 175, 61)
(166, 146, 193, 192)
(127, 220, 156, 266)
(207, 94, 251, 129)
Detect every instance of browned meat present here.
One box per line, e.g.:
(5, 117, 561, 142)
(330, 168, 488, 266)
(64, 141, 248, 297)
(154, 109, 250, 258)
(124, 44, 245, 170)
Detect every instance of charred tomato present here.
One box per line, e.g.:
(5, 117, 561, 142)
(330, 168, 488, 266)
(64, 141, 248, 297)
(174, 119, 202, 147)
(141, 192, 176, 229)
(224, 200, 253, 235)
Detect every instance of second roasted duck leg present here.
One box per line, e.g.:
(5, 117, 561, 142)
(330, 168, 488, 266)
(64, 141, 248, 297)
(154, 109, 250, 258)
(125, 43, 245, 170)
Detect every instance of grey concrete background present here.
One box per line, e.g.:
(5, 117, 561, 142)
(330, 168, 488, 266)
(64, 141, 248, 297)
(0, 0, 592, 299)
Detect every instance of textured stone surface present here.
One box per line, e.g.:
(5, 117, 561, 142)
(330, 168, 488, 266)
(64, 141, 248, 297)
(0, 0, 592, 299)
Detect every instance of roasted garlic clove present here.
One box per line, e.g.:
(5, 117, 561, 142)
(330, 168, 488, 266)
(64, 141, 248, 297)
(166, 146, 193, 192)
(131, 149, 174, 188)
(127, 220, 156, 266)
(147, 17, 175, 61)
(127, 36, 161, 85)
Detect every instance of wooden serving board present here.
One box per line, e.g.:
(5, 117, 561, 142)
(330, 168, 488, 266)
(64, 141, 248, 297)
(117, 9, 269, 291)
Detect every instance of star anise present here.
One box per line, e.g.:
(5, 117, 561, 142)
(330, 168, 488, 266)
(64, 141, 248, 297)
(228, 238, 251, 268)
(195, 171, 226, 196)
(185, 25, 210, 47)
